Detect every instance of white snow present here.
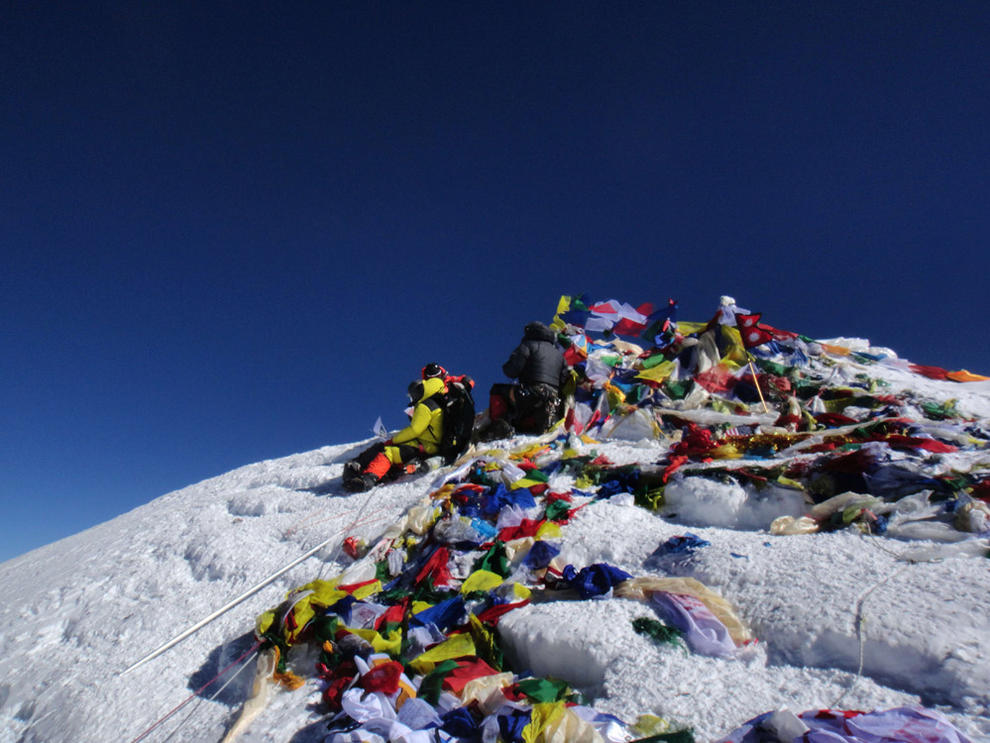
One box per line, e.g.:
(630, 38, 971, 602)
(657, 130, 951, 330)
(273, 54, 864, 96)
(1, 366, 989, 742)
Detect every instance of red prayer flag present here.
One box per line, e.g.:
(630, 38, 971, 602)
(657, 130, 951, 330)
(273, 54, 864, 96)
(442, 658, 501, 694)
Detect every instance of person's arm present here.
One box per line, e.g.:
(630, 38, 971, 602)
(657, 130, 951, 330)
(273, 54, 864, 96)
(502, 344, 529, 379)
(391, 403, 432, 444)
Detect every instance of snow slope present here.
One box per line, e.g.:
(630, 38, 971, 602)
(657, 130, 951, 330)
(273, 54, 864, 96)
(1, 352, 989, 742)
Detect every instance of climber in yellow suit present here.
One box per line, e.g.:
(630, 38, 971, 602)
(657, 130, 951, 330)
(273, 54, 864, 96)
(342, 376, 446, 492)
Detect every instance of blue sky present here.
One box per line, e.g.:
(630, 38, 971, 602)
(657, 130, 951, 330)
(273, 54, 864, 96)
(3, 2, 989, 562)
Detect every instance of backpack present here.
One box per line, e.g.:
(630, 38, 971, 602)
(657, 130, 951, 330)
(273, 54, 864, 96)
(434, 381, 476, 464)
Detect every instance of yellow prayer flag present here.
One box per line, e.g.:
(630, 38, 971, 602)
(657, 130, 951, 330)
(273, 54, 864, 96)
(408, 632, 477, 674)
(461, 569, 504, 594)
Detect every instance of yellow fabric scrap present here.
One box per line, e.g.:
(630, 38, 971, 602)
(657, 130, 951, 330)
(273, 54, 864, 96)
(255, 609, 276, 637)
(515, 442, 551, 460)
(535, 521, 562, 539)
(347, 626, 402, 656)
(605, 383, 626, 408)
(632, 714, 675, 737)
(551, 295, 571, 331)
(677, 321, 709, 335)
(635, 360, 675, 383)
(522, 702, 567, 743)
(411, 600, 434, 615)
(461, 569, 504, 594)
(540, 705, 605, 743)
(820, 342, 852, 356)
(709, 443, 743, 459)
(408, 632, 476, 674)
(512, 582, 532, 600)
(511, 478, 539, 491)
(719, 326, 750, 364)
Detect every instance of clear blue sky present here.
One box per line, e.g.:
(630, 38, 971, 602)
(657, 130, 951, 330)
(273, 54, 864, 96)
(3, 2, 989, 562)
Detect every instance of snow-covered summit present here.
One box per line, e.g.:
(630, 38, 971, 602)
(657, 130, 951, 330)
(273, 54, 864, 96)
(2, 306, 989, 743)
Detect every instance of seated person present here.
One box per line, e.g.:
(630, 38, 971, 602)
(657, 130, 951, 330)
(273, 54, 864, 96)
(482, 322, 569, 439)
(342, 377, 445, 492)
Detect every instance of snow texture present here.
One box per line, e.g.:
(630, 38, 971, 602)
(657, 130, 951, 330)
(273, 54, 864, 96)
(1, 352, 989, 743)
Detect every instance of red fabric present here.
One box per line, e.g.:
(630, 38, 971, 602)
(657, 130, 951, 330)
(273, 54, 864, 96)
(546, 492, 573, 504)
(498, 519, 546, 541)
(501, 684, 527, 702)
(662, 454, 689, 483)
(528, 483, 549, 496)
(416, 547, 454, 587)
(735, 312, 762, 329)
(672, 423, 718, 458)
(766, 375, 792, 395)
(883, 435, 957, 453)
(489, 391, 509, 421)
(765, 324, 799, 341)
(735, 313, 775, 348)
(476, 599, 531, 625)
(806, 709, 866, 721)
(342, 537, 362, 559)
(360, 660, 404, 694)
(909, 363, 950, 380)
(613, 315, 649, 336)
(320, 659, 358, 710)
(564, 407, 578, 432)
(564, 345, 586, 366)
(442, 658, 501, 694)
(814, 412, 859, 427)
(453, 483, 487, 505)
(337, 577, 380, 595)
(375, 599, 408, 630)
(804, 442, 840, 453)
(970, 478, 990, 503)
(821, 449, 876, 474)
(695, 365, 736, 394)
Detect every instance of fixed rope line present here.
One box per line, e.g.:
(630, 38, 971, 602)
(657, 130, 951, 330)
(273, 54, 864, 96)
(316, 490, 379, 581)
(829, 530, 941, 709)
(128, 639, 261, 743)
(120, 517, 365, 676)
(159, 644, 261, 743)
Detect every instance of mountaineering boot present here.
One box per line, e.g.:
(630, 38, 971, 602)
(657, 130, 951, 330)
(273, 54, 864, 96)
(343, 472, 379, 493)
(341, 460, 362, 488)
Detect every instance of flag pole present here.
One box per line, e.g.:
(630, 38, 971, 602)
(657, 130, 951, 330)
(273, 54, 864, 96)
(748, 356, 769, 414)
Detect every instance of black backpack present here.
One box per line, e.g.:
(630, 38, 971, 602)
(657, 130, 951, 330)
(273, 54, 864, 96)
(434, 381, 476, 464)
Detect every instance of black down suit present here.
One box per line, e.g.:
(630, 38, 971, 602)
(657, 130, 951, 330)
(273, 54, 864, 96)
(499, 322, 569, 434)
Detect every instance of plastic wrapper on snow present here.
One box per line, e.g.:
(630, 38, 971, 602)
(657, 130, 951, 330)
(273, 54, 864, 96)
(661, 475, 807, 530)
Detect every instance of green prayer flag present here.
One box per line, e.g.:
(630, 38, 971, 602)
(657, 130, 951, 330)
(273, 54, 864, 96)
(516, 676, 571, 703)
(416, 659, 460, 704)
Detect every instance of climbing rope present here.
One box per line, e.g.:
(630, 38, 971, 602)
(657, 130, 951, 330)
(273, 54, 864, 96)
(315, 490, 379, 581)
(829, 532, 945, 709)
(129, 639, 261, 743)
(159, 644, 261, 743)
